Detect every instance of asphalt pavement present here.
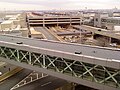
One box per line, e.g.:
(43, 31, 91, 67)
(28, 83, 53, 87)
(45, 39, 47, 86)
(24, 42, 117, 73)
(0, 69, 32, 90)
(0, 34, 119, 60)
(34, 27, 58, 41)
(15, 76, 68, 90)
(0, 64, 17, 75)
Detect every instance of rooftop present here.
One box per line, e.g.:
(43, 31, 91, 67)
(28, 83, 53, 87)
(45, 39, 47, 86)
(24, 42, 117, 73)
(103, 17, 120, 20)
(1, 20, 13, 24)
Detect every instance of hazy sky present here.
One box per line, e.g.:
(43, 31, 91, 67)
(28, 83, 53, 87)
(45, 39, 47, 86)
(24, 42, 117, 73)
(0, 0, 119, 10)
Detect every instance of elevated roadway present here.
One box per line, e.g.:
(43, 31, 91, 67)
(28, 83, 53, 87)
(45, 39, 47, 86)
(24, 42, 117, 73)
(0, 35, 120, 90)
(0, 35, 120, 62)
(73, 25, 120, 40)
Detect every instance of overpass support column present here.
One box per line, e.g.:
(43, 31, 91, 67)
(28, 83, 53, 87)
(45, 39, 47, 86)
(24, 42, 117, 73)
(92, 32, 95, 39)
(43, 24, 45, 27)
(70, 17, 72, 26)
(80, 17, 81, 25)
(109, 27, 113, 44)
(57, 18, 59, 27)
(43, 16, 45, 27)
(109, 37, 111, 44)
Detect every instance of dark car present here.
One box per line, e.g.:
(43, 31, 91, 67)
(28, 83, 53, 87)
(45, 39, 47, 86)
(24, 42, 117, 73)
(98, 29, 101, 31)
(16, 42, 23, 44)
(75, 52, 82, 54)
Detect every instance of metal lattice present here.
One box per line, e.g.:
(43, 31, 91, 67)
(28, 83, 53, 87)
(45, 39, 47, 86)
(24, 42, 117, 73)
(0, 46, 120, 89)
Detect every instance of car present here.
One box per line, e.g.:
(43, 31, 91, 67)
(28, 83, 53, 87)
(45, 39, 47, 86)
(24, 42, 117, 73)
(110, 43, 117, 47)
(98, 29, 101, 31)
(16, 42, 23, 44)
(0, 72, 2, 76)
(75, 52, 82, 54)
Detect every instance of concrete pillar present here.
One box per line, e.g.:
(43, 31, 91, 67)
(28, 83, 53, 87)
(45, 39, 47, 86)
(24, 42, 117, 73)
(92, 32, 95, 39)
(80, 17, 81, 25)
(57, 18, 59, 27)
(43, 16, 45, 27)
(43, 24, 45, 27)
(109, 37, 112, 44)
(70, 17, 72, 26)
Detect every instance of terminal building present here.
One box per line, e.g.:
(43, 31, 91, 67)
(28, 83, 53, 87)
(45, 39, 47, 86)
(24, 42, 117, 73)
(0, 13, 28, 37)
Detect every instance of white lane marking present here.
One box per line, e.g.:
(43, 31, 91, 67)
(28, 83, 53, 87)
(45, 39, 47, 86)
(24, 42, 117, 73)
(41, 82, 52, 87)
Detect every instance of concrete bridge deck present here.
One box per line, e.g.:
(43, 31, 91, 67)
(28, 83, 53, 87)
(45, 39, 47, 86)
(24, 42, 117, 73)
(73, 25, 120, 40)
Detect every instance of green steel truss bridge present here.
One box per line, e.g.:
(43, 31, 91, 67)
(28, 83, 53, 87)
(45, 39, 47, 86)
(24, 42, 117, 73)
(0, 35, 120, 90)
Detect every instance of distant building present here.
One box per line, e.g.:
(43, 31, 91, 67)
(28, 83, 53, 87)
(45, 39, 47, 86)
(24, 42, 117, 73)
(114, 25, 120, 31)
(1, 20, 14, 30)
(93, 12, 120, 30)
(102, 17, 120, 30)
(94, 12, 108, 27)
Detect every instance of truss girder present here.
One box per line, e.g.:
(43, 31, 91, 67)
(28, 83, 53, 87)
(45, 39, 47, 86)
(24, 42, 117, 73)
(0, 46, 120, 89)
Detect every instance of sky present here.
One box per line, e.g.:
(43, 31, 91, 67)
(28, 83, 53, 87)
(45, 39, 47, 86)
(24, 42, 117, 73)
(0, 0, 120, 10)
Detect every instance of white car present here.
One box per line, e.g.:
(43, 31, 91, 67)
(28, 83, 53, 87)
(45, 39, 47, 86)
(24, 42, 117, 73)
(0, 72, 2, 76)
(110, 43, 117, 47)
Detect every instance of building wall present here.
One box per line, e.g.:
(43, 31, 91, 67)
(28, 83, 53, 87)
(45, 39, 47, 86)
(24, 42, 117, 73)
(1, 22, 13, 30)
(19, 13, 27, 28)
(94, 13, 108, 27)
(105, 24, 114, 30)
(101, 18, 120, 30)
(20, 29, 28, 37)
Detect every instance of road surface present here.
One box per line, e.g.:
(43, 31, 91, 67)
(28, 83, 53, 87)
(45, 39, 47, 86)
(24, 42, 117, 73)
(34, 27, 58, 41)
(0, 69, 32, 90)
(15, 76, 68, 90)
(73, 25, 120, 40)
(0, 35, 120, 60)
